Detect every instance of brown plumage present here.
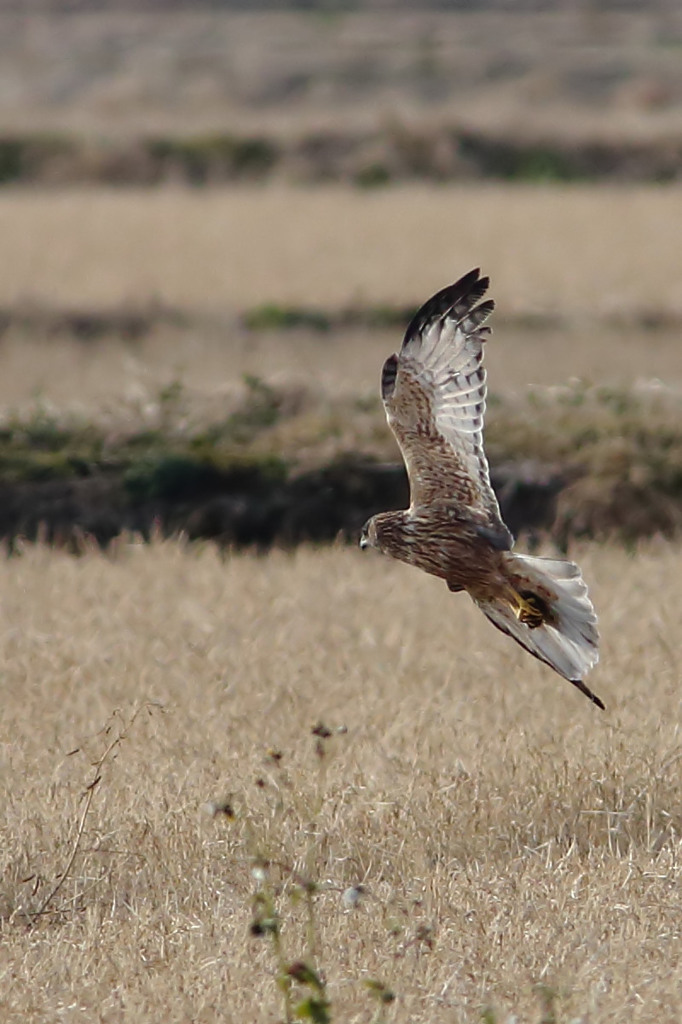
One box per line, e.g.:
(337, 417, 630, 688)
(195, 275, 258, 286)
(360, 268, 603, 709)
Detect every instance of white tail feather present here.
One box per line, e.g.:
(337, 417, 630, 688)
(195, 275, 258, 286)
(475, 553, 603, 708)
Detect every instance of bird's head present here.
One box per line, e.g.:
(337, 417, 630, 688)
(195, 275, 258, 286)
(359, 517, 379, 551)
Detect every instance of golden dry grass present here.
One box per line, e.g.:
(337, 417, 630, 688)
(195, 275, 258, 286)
(3, 538, 682, 1022)
(2, 185, 682, 315)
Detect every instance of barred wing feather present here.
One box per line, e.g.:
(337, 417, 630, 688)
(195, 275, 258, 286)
(381, 268, 511, 546)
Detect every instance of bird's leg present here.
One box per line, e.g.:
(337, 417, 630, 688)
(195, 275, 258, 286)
(508, 589, 545, 629)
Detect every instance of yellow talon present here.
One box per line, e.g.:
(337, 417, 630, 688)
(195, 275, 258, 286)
(512, 592, 545, 629)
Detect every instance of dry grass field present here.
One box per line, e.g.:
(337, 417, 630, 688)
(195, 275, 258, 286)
(0, 182, 681, 1019)
(2, 185, 682, 315)
(2, 538, 682, 1022)
(3, 10, 682, 1018)
(0, 183, 681, 424)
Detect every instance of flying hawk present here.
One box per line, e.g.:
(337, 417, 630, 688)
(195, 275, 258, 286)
(360, 268, 602, 709)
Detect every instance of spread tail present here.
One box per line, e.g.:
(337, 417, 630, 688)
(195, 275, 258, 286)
(475, 553, 603, 709)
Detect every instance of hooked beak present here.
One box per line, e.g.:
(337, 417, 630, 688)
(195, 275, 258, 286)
(359, 535, 369, 550)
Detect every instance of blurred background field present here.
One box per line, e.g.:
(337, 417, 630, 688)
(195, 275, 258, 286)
(2, 184, 682, 314)
(1, 3, 682, 1022)
(0, 181, 680, 550)
(2, 3, 682, 171)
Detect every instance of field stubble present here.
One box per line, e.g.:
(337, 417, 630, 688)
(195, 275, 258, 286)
(1, 185, 682, 315)
(2, 539, 682, 1022)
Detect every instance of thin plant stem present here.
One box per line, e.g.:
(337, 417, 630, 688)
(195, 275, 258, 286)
(27, 701, 161, 924)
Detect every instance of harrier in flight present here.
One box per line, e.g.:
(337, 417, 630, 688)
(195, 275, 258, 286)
(360, 269, 602, 708)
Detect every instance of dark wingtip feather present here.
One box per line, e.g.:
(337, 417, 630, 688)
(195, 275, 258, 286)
(381, 353, 399, 400)
(571, 678, 606, 710)
(474, 298, 495, 318)
(402, 267, 491, 349)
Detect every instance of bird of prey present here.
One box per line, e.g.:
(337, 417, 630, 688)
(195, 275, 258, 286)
(360, 268, 602, 709)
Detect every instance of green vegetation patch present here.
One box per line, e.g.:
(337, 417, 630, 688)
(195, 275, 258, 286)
(3, 377, 682, 497)
(0, 376, 681, 547)
(146, 134, 279, 184)
(242, 303, 419, 332)
(1, 128, 682, 185)
(242, 305, 333, 332)
(0, 134, 77, 184)
(487, 380, 682, 492)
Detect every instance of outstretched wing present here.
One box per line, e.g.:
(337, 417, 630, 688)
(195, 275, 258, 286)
(381, 268, 512, 549)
